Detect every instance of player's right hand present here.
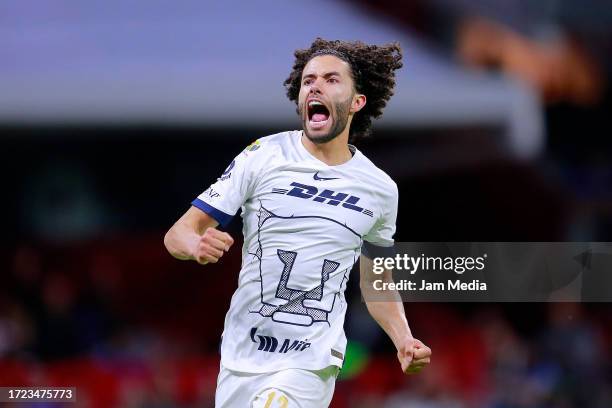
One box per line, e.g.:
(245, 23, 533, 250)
(192, 227, 234, 265)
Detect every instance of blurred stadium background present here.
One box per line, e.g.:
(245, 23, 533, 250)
(1, 0, 611, 407)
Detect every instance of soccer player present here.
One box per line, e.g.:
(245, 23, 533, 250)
(164, 38, 431, 407)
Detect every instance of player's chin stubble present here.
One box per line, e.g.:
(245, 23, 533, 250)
(299, 96, 352, 145)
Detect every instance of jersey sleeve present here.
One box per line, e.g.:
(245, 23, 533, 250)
(363, 182, 398, 248)
(191, 139, 263, 227)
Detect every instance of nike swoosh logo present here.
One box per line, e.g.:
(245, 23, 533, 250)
(313, 171, 340, 181)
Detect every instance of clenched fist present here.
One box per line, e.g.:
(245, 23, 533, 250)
(192, 227, 234, 265)
(397, 338, 431, 374)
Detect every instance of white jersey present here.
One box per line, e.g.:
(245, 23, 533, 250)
(192, 130, 398, 373)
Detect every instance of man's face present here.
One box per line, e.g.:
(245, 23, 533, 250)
(298, 55, 358, 144)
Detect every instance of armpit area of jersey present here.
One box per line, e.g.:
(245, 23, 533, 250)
(361, 241, 396, 259)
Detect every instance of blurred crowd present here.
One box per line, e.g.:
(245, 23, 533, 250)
(343, 303, 611, 408)
(358, 0, 612, 239)
(360, 0, 612, 106)
(1, 242, 611, 407)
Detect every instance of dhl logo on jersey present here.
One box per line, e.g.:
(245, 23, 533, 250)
(272, 182, 374, 217)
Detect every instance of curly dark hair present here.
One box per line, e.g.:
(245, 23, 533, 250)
(284, 38, 403, 140)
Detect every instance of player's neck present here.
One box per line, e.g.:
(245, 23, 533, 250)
(301, 130, 352, 166)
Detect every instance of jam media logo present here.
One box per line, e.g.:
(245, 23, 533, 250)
(271, 182, 374, 217)
(250, 327, 311, 354)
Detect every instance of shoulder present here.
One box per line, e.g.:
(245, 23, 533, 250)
(355, 150, 398, 199)
(241, 130, 297, 158)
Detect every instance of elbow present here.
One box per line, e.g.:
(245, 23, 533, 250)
(163, 228, 174, 255)
(163, 224, 193, 261)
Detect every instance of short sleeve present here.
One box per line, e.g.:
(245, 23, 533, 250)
(363, 182, 398, 248)
(191, 139, 263, 226)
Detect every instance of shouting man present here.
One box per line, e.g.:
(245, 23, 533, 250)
(164, 38, 431, 407)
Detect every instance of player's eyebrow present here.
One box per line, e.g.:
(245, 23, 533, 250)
(302, 71, 342, 80)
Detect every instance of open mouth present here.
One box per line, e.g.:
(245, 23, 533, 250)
(307, 100, 330, 130)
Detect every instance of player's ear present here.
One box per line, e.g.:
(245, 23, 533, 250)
(351, 93, 366, 113)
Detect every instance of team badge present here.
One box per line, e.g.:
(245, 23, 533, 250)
(245, 139, 261, 152)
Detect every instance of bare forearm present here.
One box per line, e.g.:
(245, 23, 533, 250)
(364, 294, 412, 351)
(360, 255, 413, 351)
(164, 207, 232, 265)
(164, 223, 198, 261)
(360, 257, 431, 374)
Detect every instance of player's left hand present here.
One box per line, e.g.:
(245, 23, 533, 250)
(397, 338, 431, 374)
